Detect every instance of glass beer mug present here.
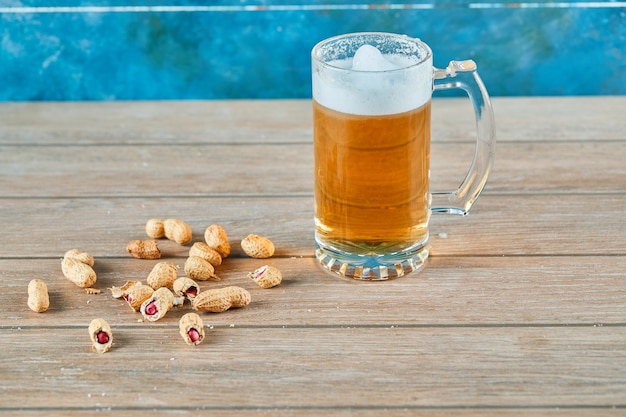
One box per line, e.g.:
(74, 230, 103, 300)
(311, 32, 496, 280)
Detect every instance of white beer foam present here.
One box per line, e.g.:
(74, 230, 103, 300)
(352, 45, 397, 71)
(313, 45, 432, 116)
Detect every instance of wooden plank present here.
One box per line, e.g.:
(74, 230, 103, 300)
(3, 256, 625, 327)
(432, 140, 626, 194)
(1, 98, 624, 146)
(430, 193, 626, 257)
(485, 96, 626, 142)
(1, 140, 625, 197)
(0, 100, 313, 145)
(1, 326, 625, 409)
(0, 194, 624, 258)
(2, 411, 624, 417)
(0, 143, 317, 197)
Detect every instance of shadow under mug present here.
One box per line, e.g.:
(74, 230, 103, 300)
(311, 32, 496, 280)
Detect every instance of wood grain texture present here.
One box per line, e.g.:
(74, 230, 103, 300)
(1, 97, 625, 145)
(2, 140, 625, 197)
(0, 98, 625, 414)
(0, 195, 624, 258)
(1, 327, 625, 409)
(2, 256, 625, 327)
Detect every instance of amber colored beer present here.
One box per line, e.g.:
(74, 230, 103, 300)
(314, 99, 431, 253)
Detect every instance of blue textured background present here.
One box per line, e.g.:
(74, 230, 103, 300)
(1, 1, 625, 100)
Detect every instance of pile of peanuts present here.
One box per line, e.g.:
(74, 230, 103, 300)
(27, 218, 283, 353)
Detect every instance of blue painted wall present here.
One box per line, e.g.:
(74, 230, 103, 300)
(1, 1, 625, 100)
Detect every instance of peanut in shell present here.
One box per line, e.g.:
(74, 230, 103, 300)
(164, 218, 193, 245)
(189, 242, 222, 267)
(193, 286, 251, 313)
(203, 224, 230, 258)
(241, 234, 275, 259)
(145, 219, 165, 239)
(27, 279, 50, 313)
(62, 256, 97, 288)
(126, 239, 161, 259)
(184, 256, 220, 281)
(64, 248, 95, 267)
(146, 261, 178, 290)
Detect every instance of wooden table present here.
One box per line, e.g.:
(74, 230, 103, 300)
(1, 97, 625, 415)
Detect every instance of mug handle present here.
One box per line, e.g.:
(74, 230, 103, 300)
(431, 60, 496, 215)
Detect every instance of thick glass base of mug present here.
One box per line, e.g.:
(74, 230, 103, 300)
(315, 236, 429, 280)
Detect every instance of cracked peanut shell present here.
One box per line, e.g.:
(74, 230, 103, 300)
(140, 287, 174, 322)
(125, 283, 155, 311)
(89, 318, 113, 353)
(109, 280, 154, 311)
(248, 265, 282, 289)
(179, 312, 205, 346)
(109, 280, 140, 299)
(173, 277, 200, 302)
